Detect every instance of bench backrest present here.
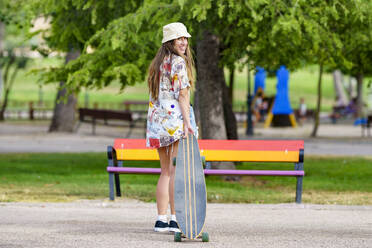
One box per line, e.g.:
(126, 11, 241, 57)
(79, 108, 133, 121)
(123, 100, 148, 110)
(113, 139, 304, 162)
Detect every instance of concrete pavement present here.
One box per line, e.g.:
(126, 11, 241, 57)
(1, 121, 372, 156)
(0, 201, 371, 248)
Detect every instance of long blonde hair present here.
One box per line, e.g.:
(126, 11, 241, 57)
(148, 40, 194, 101)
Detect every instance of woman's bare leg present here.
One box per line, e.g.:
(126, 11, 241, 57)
(156, 141, 179, 215)
(156, 146, 170, 215)
(169, 141, 179, 215)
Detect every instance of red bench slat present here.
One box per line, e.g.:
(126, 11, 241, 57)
(113, 139, 304, 151)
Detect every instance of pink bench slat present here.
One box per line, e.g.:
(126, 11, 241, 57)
(107, 167, 304, 176)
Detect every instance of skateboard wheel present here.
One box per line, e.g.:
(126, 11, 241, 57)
(172, 157, 176, 166)
(174, 232, 182, 242)
(202, 232, 209, 242)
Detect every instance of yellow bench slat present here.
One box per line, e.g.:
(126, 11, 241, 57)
(116, 149, 300, 162)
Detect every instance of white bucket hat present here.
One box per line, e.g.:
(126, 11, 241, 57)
(162, 22, 191, 43)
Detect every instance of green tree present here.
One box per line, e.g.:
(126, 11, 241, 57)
(247, 0, 363, 137)
(51, 0, 266, 142)
(38, 0, 262, 172)
(30, 0, 142, 132)
(0, 1, 32, 120)
(334, 0, 372, 118)
(0, 21, 4, 101)
(0, 51, 29, 120)
(31, 0, 370, 140)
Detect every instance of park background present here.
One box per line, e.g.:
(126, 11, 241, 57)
(0, 0, 372, 206)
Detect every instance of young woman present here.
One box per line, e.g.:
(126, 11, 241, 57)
(146, 22, 198, 232)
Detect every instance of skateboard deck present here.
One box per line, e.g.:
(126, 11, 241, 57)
(174, 134, 207, 240)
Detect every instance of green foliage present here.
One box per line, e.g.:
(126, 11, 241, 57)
(30, 0, 143, 52)
(53, 0, 181, 90)
(0, 0, 34, 49)
(0, 0, 33, 29)
(0, 0, 34, 110)
(22, 0, 372, 99)
(248, 0, 345, 71)
(51, 0, 263, 89)
(334, 0, 372, 77)
(21, 2, 173, 87)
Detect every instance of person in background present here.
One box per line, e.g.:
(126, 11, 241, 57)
(298, 97, 307, 125)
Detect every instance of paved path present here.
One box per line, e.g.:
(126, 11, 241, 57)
(0, 201, 371, 248)
(2, 133, 372, 156)
(1, 122, 372, 156)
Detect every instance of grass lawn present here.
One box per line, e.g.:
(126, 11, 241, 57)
(8, 57, 372, 112)
(0, 153, 371, 205)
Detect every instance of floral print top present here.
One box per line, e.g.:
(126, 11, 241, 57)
(146, 54, 198, 148)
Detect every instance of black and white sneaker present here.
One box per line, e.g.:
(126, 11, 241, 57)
(154, 220, 169, 232)
(169, 220, 181, 233)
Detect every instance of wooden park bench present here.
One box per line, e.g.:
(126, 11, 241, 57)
(123, 100, 148, 111)
(106, 139, 305, 203)
(77, 108, 143, 137)
(122, 100, 148, 124)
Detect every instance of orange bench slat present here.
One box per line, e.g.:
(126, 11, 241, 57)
(113, 139, 304, 151)
(113, 139, 303, 162)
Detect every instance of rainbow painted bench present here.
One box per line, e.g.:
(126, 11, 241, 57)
(107, 139, 305, 203)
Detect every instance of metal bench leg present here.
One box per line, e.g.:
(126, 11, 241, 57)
(295, 176, 303, 203)
(109, 172, 115, 200)
(115, 174, 121, 197)
(295, 162, 304, 203)
(115, 161, 123, 197)
(107, 146, 121, 200)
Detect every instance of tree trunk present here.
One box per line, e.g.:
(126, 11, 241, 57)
(228, 65, 235, 106)
(333, 70, 348, 106)
(224, 65, 238, 139)
(356, 73, 364, 118)
(223, 78, 238, 140)
(0, 21, 4, 102)
(193, 85, 201, 129)
(196, 30, 226, 140)
(193, 47, 200, 128)
(0, 55, 15, 121)
(196, 30, 236, 175)
(49, 48, 80, 132)
(0, 88, 10, 121)
(311, 63, 323, 137)
(347, 76, 357, 100)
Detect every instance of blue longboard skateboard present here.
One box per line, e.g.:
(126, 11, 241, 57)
(173, 134, 209, 242)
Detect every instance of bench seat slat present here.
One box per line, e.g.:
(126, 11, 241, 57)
(108, 167, 161, 174)
(204, 169, 304, 176)
(107, 167, 304, 176)
(199, 140, 304, 151)
(113, 139, 304, 151)
(201, 150, 299, 162)
(115, 149, 300, 162)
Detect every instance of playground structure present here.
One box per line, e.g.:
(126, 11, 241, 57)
(264, 66, 297, 128)
(250, 66, 297, 128)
